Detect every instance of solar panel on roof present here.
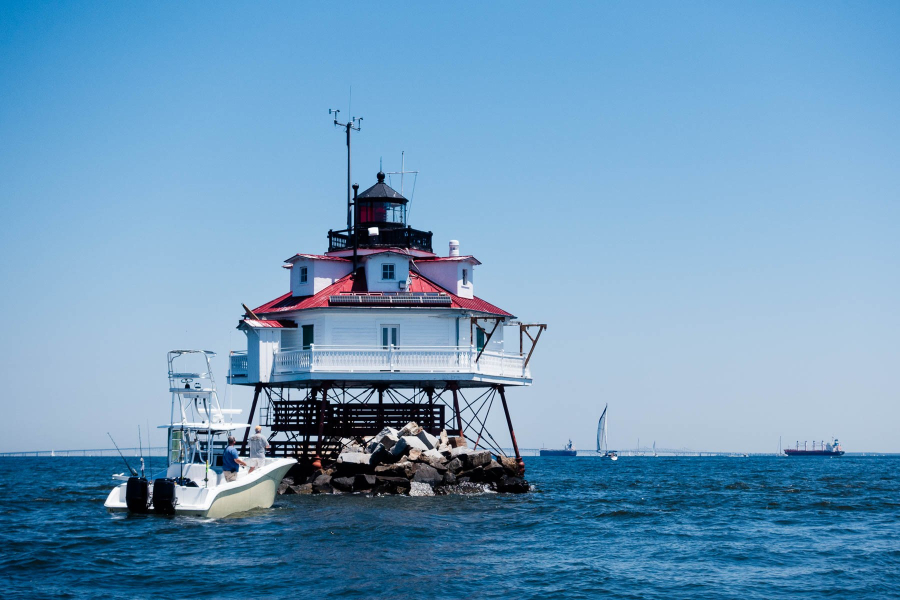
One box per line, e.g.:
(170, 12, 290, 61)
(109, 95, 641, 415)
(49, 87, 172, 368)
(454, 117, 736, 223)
(328, 292, 452, 307)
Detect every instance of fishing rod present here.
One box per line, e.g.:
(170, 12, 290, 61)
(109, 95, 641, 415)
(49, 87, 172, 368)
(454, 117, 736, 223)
(107, 432, 137, 477)
(146, 419, 152, 479)
(138, 425, 145, 478)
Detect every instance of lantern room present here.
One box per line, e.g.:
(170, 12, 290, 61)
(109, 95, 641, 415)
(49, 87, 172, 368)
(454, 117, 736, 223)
(355, 171, 407, 228)
(328, 171, 433, 253)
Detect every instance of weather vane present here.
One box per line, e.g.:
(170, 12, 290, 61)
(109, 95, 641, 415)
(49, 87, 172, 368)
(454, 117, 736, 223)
(329, 108, 363, 232)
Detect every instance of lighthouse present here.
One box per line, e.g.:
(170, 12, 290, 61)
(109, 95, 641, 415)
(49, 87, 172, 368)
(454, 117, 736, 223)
(228, 164, 545, 477)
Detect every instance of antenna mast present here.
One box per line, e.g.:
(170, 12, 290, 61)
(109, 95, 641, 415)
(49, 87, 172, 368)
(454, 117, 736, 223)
(329, 108, 363, 233)
(385, 150, 418, 225)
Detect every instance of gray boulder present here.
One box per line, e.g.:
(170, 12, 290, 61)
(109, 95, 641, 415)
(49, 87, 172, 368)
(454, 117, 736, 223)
(412, 464, 442, 485)
(354, 474, 377, 490)
(374, 476, 411, 495)
(289, 483, 313, 495)
(450, 447, 473, 459)
(416, 430, 438, 450)
(498, 476, 529, 493)
(397, 422, 422, 437)
(484, 460, 506, 481)
(312, 474, 333, 494)
(277, 476, 295, 495)
(374, 463, 405, 477)
(337, 452, 371, 465)
(448, 436, 468, 448)
(367, 427, 400, 452)
(469, 451, 492, 468)
(331, 476, 355, 492)
(369, 443, 393, 466)
(500, 456, 520, 476)
(459, 466, 485, 482)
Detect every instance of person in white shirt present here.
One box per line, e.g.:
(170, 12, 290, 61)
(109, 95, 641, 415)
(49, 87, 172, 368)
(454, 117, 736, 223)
(247, 426, 270, 473)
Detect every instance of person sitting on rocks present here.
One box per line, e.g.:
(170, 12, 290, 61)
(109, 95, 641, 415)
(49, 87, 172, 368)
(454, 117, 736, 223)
(222, 436, 246, 483)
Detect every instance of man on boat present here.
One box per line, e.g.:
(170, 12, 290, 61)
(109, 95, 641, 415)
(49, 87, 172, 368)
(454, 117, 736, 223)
(248, 425, 270, 473)
(222, 436, 247, 482)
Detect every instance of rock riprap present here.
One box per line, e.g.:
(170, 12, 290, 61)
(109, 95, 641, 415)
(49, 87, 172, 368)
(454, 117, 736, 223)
(278, 423, 530, 496)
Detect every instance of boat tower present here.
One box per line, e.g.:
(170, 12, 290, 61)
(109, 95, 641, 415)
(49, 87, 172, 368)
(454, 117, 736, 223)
(227, 122, 545, 477)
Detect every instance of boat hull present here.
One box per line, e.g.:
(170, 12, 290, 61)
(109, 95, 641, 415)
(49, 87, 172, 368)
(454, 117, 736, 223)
(539, 450, 577, 457)
(784, 450, 845, 457)
(105, 458, 296, 518)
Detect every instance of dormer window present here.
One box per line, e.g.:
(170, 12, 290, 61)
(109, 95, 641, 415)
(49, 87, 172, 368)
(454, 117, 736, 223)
(462, 268, 468, 286)
(382, 263, 395, 280)
(299, 266, 308, 284)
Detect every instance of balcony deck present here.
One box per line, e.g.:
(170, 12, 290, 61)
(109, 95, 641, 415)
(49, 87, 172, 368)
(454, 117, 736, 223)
(228, 345, 531, 387)
(327, 227, 433, 253)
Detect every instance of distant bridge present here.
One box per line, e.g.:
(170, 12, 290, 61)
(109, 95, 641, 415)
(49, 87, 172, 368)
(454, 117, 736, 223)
(0, 446, 763, 458)
(520, 446, 759, 457)
(0, 447, 168, 458)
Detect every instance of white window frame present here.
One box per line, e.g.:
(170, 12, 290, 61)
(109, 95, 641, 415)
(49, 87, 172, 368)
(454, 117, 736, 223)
(382, 263, 396, 281)
(380, 324, 400, 348)
(299, 266, 308, 284)
(462, 268, 468, 286)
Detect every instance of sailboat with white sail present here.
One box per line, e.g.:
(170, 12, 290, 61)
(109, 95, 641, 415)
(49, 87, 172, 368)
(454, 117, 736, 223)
(596, 404, 618, 460)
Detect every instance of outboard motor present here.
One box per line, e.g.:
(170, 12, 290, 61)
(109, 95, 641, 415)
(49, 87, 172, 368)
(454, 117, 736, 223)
(152, 478, 177, 515)
(125, 477, 150, 513)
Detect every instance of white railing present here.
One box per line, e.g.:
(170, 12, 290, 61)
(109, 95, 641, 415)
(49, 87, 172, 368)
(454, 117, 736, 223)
(230, 352, 248, 377)
(269, 345, 529, 379)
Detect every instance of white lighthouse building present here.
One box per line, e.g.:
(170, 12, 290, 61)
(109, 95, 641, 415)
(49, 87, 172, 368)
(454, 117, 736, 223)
(228, 170, 544, 475)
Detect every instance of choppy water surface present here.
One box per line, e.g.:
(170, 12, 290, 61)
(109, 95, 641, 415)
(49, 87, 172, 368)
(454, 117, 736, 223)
(0, 456, 897, 599)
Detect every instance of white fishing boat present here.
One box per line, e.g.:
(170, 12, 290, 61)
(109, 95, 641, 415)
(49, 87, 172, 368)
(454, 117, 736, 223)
(104, 350, 295, 518)
(596, 404, 617, 460)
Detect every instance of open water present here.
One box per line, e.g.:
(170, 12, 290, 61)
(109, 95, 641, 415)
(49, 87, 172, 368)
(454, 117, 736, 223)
(0, 456, 897, 599)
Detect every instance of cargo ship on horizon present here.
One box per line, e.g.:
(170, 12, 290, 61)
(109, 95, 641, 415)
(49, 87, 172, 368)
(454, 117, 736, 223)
(784, 438, 845, 457)
(540, 440, 577, 457)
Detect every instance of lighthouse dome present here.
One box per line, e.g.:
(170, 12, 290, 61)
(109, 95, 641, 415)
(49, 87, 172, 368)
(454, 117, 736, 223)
(356, 171, 407, 202)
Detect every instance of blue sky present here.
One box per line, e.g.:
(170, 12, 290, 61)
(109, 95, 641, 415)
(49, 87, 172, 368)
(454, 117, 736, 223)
(1, 2, 897, 453)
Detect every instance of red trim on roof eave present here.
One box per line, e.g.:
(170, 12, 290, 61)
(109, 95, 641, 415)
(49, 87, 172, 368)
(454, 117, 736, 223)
(414, 256, 482, 266)
(284, 253, 351, 263)
(238, 318, 296, 329)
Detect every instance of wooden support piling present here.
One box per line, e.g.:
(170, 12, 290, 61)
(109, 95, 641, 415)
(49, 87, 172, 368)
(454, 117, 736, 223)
(312, 386, 328, 469)
(450, 384, 464, 440)
(240, 383, 262, 455)
(497, 385, 525, 476)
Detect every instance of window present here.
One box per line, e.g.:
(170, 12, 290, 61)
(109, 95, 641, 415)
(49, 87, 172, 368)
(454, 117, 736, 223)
(301, 324, 314, 349)
(476, 327, 485, 352)
(299, 266, 308, 284)
(462, 268, 468, 286)
(382, 263, 395, 280)
(382, 325, 399, 348)
(359, 201, 406, 225)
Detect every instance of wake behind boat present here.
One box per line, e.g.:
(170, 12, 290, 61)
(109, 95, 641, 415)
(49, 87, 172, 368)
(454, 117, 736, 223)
(104, 350, 295, 518)
(596, 404, 617, 460)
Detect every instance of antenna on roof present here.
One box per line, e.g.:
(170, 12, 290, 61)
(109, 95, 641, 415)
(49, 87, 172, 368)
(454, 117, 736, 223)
(329, 107, 363, 234)
(385, 150, 419, 224)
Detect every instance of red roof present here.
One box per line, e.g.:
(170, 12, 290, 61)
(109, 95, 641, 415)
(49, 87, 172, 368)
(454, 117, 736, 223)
(253, 269, 512, 317)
